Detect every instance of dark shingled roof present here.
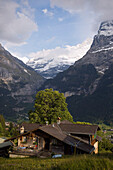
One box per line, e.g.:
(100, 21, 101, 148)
(0, 141, 13, 149)
(60, 120, 74, 124)
(76, 140, 94, 153)
(59, 124, 100, 135)
(20, 122, 41, 132)
(39, 124, 68, 143)
(20, 121, 100, 136)
(38, 124, 94, 153)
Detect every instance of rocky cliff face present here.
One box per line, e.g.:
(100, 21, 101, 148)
(0, 44, 45, 120)
(41, 20, 113, 95)
(40, 20, 113, 123)
(78, 20, 113, 74)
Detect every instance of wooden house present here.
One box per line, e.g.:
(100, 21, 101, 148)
(58, 120, 101, 154)
(5, 121, 100, 156)
(0, 141, 13, 157)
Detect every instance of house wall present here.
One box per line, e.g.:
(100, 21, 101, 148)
(38, 137, 45, 150)
(17, 132, 46, 151)
(16, 128, 96, 155)
(51, 139, 64, 154)
(17, 134, 35, 148)
(18, 137, 20, 146)
(94, 141, 98, 154)
(64, 144, 74, 155)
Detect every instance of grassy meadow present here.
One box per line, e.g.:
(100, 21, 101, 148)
(0, 154, 113, 170)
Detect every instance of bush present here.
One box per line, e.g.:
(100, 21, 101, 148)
(99, 137, 113, 152)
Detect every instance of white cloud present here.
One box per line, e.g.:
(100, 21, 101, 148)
(42, 8, 54, 17)
(0, 0, 38, 45)
(27, 38, 93, 71)
(50, 0, 88, 13)
(46, 36, 56, 43)
(4, 42, 27, 50)
(42, 9, 48, 14)
(58, 18, 64, 22)
(50, 0, 113, 30)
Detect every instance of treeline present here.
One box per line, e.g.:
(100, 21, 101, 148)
(0, 114, 19, 137)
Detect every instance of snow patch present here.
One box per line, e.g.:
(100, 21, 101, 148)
(24, 69, 31, 75)
(98, 20, 113, 36)
(91, 46, 113, 53)
(27, 38, 92, 78)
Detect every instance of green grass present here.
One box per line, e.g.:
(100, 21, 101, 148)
(0, 154, 113, 170)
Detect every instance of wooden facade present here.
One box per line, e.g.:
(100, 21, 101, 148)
(5, 121, 100, 156)
(17, 129, 73, 155)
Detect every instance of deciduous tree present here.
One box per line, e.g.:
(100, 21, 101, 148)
(29, 88, 73, 124)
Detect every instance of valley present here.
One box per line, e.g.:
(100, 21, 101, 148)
(1, 21, 113, 124)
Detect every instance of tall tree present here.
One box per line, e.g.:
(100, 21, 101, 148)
(0, 123, 3, 134)
(0, 114, 5, 131)
(29, 88, 73, 124)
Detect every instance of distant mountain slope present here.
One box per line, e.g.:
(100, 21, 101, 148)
(27, 39, 92, 79)
(0, 44, 45, 121)
(67, 64, 113, 124)
(41, 63, 99, 97)
(40, 20, 113, 124)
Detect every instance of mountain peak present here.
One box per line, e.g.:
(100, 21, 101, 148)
(98, 20, 113, 36)
(0, 43, 5, 51)
(27, 39, 92, 79)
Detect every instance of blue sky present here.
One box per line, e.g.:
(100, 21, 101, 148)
(0, 0, 113, 62)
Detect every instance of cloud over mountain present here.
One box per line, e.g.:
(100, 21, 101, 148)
(27, 38, 92, 79)
(50, 0, 113, 30)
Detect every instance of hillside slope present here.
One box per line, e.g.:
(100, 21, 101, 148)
(0, 44, 45, 120)
(40, 20, 113, 123)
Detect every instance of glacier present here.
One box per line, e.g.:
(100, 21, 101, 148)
(27, 38, 92, 79)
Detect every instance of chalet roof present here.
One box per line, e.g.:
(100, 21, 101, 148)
(0, 141, 13, 149)
(20, 121, 73, 132)
(76, 140, 94, 153)
(20, 121, 100, 136)
(60, 120, 74, 124)
(20, 122, 41, 132)
(38, 124, 94, 153)
(65, 135, 94, 153)
(59, 123, 100, 135)
(39, 124, 68, 143)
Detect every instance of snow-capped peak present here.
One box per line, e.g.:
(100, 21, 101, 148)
(27, 38, 92, 79)
(98, 20, 113, 36)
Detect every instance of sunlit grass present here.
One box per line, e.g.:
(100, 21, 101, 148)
(0, 154, 113, 170)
